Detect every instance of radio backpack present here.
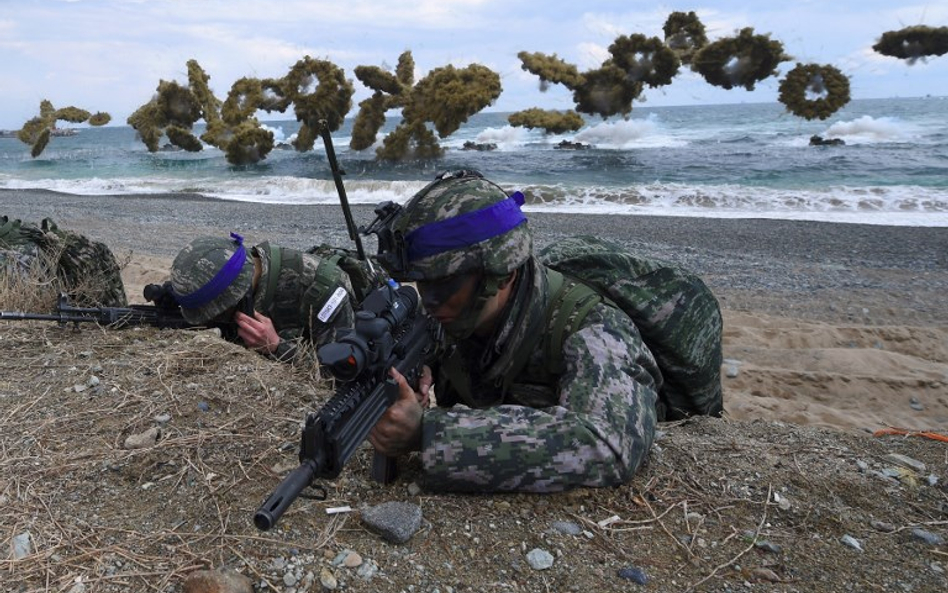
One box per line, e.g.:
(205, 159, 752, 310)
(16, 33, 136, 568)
(306, 243, 387, 302)
(538, 235, 724, 421)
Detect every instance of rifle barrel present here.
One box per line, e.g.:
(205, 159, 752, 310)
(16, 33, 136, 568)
(0, 311, 85, 323)
(1, 303, 195, 329)
(253, 460, 319, 531)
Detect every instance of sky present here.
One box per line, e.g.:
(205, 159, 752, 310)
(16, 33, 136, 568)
(1, 0, 946, 130)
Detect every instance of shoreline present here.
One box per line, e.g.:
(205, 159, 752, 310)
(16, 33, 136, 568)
(3, 187, 946, 264)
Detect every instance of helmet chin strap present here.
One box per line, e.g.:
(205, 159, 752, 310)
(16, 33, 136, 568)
(441, 274, 505, 340)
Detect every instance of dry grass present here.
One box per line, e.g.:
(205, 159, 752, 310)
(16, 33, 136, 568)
(0, 249, 61, 312)
(0, 323, 335, 592)
(1, 318, 946, 592)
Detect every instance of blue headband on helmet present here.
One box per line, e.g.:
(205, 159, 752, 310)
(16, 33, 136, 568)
(405, 191, 526, 261)
(173, 232, 248, 309)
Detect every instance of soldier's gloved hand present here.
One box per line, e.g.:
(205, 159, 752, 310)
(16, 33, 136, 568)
(369, 367, 424, 457)
(235, 310, 281, 353)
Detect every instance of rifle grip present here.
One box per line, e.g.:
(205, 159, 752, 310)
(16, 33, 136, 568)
(370, 451, 398, 484)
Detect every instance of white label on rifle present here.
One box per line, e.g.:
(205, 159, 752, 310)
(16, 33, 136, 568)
(318, 286, 348, 323)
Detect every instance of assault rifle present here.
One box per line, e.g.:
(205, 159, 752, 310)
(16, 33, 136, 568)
(0, 282, 247, 339)
(253, 121, 442, 531)
(253, 280, 440, 531)
(0, 282, 192, 329)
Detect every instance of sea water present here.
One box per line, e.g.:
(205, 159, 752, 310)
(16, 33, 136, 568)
(1, 97, 946, 226)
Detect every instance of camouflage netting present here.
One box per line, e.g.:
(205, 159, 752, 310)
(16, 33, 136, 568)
(507, 109, 585, 135)
(691, 27, 791, 91)
(873, 25, 948, 61)
(16, 100, 111, 158)
(778, 63, 851, 121)
(352, 51, 502, 161)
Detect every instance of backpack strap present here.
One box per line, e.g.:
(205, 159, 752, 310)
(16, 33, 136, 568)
(501, 268, 603, 392)
(304, 251, 351, 328)
(312, 253, 345, 303)
(307, 243, 380, 302)
(265, 243, 283, 301)
(543, 270, 604, 377)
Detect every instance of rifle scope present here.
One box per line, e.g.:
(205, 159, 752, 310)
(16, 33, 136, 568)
(317, 283, 418, 382)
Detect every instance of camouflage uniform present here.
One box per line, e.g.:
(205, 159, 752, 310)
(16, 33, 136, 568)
(0, 216, 43, 276)
(422, 256, 661, 492)
(0, 215, 127, 306)
(170, 235, 372, 363)
(250, 242, 361, 362)
(376, 171, 662, 492)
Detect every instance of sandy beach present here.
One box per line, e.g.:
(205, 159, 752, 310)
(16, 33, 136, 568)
(3, 187, 947, 433)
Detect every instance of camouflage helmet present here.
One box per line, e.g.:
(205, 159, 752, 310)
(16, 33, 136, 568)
(170, 233, 253, 324)
(379, 170, 532, 281)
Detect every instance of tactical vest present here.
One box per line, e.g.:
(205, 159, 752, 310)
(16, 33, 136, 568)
(437, 267, 605, 410)
(257, 244, 346, 341)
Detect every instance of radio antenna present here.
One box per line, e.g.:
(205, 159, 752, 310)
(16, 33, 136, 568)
(317, 120, 366, 261)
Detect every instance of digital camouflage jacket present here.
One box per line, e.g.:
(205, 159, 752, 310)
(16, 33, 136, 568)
(251, 242, 361, 363)
(420, 257, 662, 492)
